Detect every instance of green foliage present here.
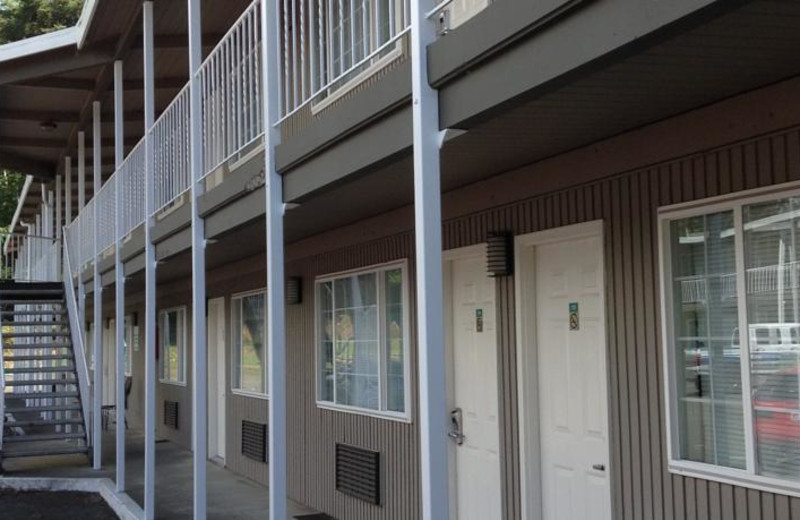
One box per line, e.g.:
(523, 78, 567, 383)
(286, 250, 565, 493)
(0, 171, 25, 229)
(0, 0, 84, 45)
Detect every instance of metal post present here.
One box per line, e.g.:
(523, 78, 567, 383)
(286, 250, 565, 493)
(65, 157, 72, 224)
(410, 0, 449, 517)
(92, 100, 103, 470)
(56, 176, 62, 240)
(143, 3, 157, 518)
(114, 59, 127, 493)
(79, 131, 86, 211)
(261, 1, 287, 518)
(187, 0, 208, 517)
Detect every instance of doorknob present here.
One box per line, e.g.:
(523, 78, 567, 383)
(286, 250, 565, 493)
(448, 408, 465, 446)
(592, 464, 606, 472)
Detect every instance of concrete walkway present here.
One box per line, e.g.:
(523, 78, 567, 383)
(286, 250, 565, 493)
(2, 429, 316, 519)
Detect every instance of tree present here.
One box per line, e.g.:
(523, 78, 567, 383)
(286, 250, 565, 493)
(0, 0, 84, 44)
(0, 1, 84, 229)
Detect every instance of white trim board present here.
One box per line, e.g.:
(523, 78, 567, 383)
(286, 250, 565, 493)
(513, 220, 613, 520)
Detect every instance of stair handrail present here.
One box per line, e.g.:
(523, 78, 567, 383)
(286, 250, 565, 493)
(61, 227, 92, 447)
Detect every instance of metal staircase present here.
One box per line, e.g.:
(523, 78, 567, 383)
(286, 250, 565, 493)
(0, 282, 90, 465)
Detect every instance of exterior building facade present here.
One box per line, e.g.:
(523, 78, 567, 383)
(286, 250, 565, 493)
(2, 0, 800, 519)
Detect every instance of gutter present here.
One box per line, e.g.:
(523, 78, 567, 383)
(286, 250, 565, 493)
(0, 27, 78, 63)
(76, 0, 100, 50)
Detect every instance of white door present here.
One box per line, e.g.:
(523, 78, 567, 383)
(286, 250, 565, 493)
(446, 253, 502, 520)
(535, 234, 610, 520)
(207, 298, 226, 462)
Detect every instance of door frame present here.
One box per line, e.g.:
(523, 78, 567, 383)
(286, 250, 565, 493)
(207, 296, 226, 463)
(443, 243, 497, 519)
(514, 220, 612, 520)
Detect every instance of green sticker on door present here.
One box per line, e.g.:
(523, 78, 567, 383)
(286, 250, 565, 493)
(569, 302, 579, 331)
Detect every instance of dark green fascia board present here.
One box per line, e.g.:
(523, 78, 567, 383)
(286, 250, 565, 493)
(198, 152, 265, 218)
(275, 60, 412, 173)
(434, 0, 732, 129)
(283, 105, 413, 202)
(151, 203, 191, 243)
(427, 0, 591, 88)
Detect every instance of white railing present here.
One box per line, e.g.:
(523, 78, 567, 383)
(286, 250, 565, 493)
(200, 0, 264, 178)
(96, 174, 117, 255)
(153, 85, 191, 213)
(277, 0, 411, 121)
(62, 227, 93, 447)
(1, 232, 60, 282)
(119, 138, 147, 237)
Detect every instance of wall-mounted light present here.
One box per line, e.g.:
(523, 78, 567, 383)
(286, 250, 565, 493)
(487, 232, 513, 277)
(39, 121, 58, 132)
(286, 276, 302, 305)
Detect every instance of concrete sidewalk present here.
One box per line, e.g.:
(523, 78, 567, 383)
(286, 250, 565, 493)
(2, 429, 316, 519)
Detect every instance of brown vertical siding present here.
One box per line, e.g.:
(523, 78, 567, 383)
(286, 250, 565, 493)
(109, 79, 800, 519)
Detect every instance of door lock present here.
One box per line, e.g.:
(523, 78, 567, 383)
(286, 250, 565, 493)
(449, 407, 465, 446)
(592, 464, 606, 472)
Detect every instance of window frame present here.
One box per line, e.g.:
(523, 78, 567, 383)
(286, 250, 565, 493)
(158, 306, 187, 386)
(314, 260, 412, 422)
(659, 181, 800, 498)
(230, 288, 269, 400)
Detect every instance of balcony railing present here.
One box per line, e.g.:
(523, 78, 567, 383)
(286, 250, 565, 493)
(0, 232, 60, 282)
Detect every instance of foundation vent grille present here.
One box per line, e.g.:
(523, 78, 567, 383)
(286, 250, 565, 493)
(164, 400, 179, 429)
(335, 443, 381, 505)
(242, 420, 268, 462)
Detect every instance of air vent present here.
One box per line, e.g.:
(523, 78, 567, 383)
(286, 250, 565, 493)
(335, 443, 381, 505)
(164, 400, 179, 429)
(242, 420, 267, 462)
(487, 232, 513, 277)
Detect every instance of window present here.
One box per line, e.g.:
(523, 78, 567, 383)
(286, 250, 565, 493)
(232, 291, 268, 396)
(159, 307, 186, 385)
(316, 262, 409, 419)
(661, 186, 800, 494)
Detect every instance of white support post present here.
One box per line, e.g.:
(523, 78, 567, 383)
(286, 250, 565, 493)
(187, 1, 208, 517)
(410, 0, 449, 517)
(261, 1, 287, 518)
(114, 59, 127, 493)
(79, 131, 86, 211)
(65, 157, 72, 224)
(92, 100, 103, 470)
(142, 3, 157, 518)
(56, 176, 62, 240)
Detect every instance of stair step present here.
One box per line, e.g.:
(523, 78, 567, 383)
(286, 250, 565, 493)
(5, 321, 68, 327)
(5, 378, 77, 387)
(4, 342, 72, 350)
(6, 391, 79, 399)
(5, 354, 73, 362)
(0, 300, 64, 306)
(2, 446, 88, 459)
(1, 310, 66, 317)
(5, 417, 84, 427)
(4, 331, 70, 338)
(5, 366, 74, 374)
(4, 432, 86, 443)
(0, 289, 63, 296)
(6, 404, 82, 413)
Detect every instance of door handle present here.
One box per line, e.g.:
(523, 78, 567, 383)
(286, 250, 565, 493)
(592, 464, 606, 472)
(449, 407, 465, 446)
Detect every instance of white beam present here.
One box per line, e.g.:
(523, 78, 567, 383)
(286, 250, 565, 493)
(92, 100, 103, 471)
(79, 131, 86, 211)
(114, 59, 127, 493)
(261, 1, 287, 518)
(187, 0, 208, 518)
(142, 3, 157, 518)
(410, 0, 449, 517)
